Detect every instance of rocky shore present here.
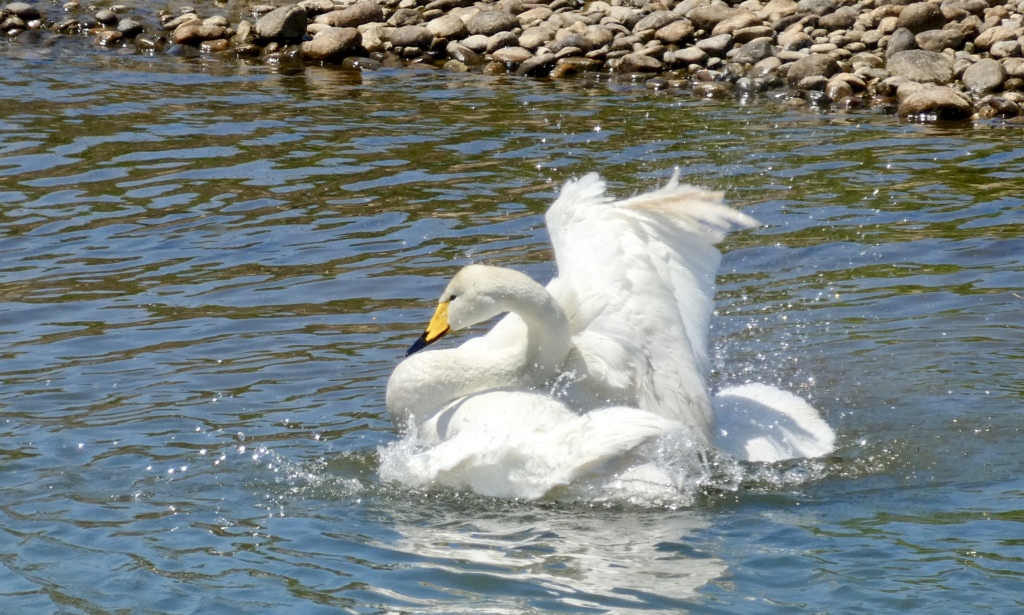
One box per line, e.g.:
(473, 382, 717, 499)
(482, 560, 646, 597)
(4, 0, 1024, 120)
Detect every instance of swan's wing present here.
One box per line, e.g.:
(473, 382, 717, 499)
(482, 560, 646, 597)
(712, 383, 836, 462)
(545, 171, 758, 439)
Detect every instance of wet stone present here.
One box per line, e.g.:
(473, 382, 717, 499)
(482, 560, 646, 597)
(491, 45, 532, 64)
(5, 2, 39, 20)
(94, 29, 123, 46)
(200, 38, 230, 52)
(116, 18, 143, 39)
(174, 24, 227, 45)
(94, 9, 117, 25)
(897, 84, 973, 120)
(615, 52, 662, 72)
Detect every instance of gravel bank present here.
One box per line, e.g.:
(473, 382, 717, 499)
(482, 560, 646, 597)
(5, 0, 1024, 121)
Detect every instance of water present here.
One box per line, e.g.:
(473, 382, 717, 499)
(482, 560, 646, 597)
(2, 35, 1024, 614)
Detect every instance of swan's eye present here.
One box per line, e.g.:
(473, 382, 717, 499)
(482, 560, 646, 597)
(448, 294, 457, 302)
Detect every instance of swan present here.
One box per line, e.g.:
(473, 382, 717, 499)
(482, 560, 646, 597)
(381, 171, 835, 499)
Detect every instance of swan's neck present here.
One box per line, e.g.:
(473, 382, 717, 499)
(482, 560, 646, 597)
(387, 274, 573, 429)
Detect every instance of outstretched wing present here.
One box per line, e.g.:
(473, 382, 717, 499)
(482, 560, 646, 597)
(545, 171, 759, 441)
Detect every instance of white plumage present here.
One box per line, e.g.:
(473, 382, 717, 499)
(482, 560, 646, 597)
(381, 171, 835, 499)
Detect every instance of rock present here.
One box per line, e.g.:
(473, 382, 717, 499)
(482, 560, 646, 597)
(550, 56, 602, 78)
(977, 96, 1020, 118)
(491, 45, 532, 64)
(896, 2, 945, 34)
(914, 28, 962, 52)
(654, 19, 694, 44)
(887, 49, 953, 84)
(694, 81, 732, 97)
(605, 6, 643, 30)
(163, 14, 200, 30)
(974, 26, 1016, 51)
(778, 29, 812, 51)
(447, 41, 481, 64)
(686, 6, 743, 31)
(886, 27, 917, 57)
(254, 4, 307, 42)
(633, 10, 680, 33)
(462, 34, 488, 53)
(516, 53, 556, 76)
(670, 46, 708, 65)
(466, 11, 519, 37)
(300, 26, 361, 60)
(426, 14, 468, 40)
(796, 0, 836, 16)
(518, 25, 554, 50)
(443, 59, 470, 72)
(173, 24, 227, 45)
(117, 18, 144, 38)
(315, 1, 384, 29)
(615, 52, 663, 72)
(94, 29, 123, 46)
(550, 33, 597, 53)
(733, 26, 774, 44)
(517, 7, 552, 27)
(486, 31, 518, 53)
(763, 0, 799, 16)
(1004, 58, 1024, 79)
(390, 25, 432, 49)
(819, 6, 858, 30)
(388, 9, 422, 27)
(825, 76, 854, 99)
(94, 9, 118, 25)
(989, 40, 1021, 60)
(962, 58, 1007, 93)
(897, 84, 973, 120)
(5, 2, 39, 20)
(298, 0, 335, 16)
(695, 33, 733, 56)
(733, 38, 777, 64)
(786, 54, 840, 85)
(711, 11, 761, 36)
(200, 38, 230, 53)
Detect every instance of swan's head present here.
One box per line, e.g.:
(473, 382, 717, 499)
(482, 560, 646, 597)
(406, 264, 532, 356)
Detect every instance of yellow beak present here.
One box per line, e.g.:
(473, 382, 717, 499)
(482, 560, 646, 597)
(405, 301, 451, 356)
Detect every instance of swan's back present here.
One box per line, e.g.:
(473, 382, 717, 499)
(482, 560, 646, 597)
(545, 172, 758, 441)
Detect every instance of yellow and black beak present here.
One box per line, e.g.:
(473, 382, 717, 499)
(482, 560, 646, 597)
(405, 301, 451, 356)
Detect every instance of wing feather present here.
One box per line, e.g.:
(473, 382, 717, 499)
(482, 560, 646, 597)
(545, 171, 759, 441)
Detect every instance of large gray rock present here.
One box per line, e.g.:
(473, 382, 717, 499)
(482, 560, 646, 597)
(466, 11, 519, 37)
(254, 5, 308, 42)
(886, 49, 953, 84)
(300, 27, 361, 61)
(314, 1, 384, 29)
(786, 54, 840, 85)
(733, 38, 777, 64)
(4, 2, 40, 20)
(897, 84, 973, 120)
(962, 58, 1007, 93)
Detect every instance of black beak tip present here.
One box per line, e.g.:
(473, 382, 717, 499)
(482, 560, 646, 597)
(405, 333, 430, 357)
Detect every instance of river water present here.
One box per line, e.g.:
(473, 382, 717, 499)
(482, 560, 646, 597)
(2, 32, 1023, 614)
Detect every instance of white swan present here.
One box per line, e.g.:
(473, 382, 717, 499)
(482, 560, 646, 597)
(381, 171, 835, 499)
